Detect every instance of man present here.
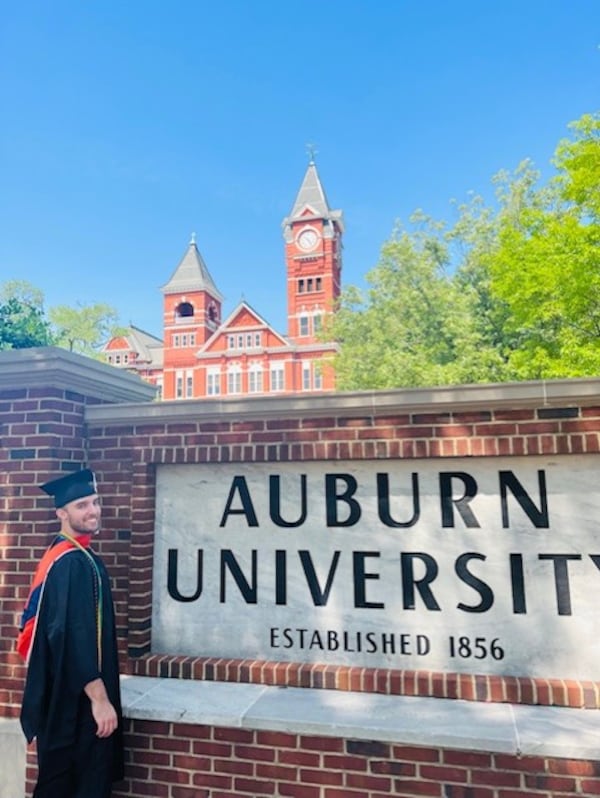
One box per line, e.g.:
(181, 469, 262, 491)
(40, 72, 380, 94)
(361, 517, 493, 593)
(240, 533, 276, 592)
(18, 468, 124, 798)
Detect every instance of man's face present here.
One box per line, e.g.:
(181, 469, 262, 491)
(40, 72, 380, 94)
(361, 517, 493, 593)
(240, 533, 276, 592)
(57, 494, 101, 536)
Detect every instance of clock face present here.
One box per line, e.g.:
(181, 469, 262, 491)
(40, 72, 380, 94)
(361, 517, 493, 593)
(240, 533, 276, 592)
(297, 228, 319, 252)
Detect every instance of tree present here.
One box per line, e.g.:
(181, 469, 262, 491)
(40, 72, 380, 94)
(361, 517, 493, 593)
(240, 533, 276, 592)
(326, 213, 509, 390)
(0, 279, 46, 308)
(328, 111, 600, 389)
(0, 281, 54, 350)
(488, 113, 600, 377)
(49, 303, 121, 357)
(0, 280, 123, 358)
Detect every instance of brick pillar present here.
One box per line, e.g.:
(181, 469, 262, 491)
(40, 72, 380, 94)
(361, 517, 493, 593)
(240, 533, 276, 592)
(0, 348, 156, 720)
(0, 385, 92, 716)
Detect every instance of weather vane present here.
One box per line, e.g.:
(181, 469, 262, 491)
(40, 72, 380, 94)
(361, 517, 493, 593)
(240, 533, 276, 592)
(306, 142, 318, 164)
(190, 232, 196, 245)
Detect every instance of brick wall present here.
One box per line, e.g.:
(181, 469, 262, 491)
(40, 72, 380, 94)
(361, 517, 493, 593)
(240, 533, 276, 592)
(2, 349, 599, 798)
(84, 400, 600, 710)
(110, 723, 600, 798)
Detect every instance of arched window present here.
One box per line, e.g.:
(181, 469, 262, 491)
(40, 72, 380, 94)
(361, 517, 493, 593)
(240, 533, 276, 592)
(176, 301, 194, 319)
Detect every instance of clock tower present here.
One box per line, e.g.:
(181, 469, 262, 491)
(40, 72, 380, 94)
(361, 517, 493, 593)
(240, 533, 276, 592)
(103, 159, 344, 397)
(282, 159, 344, 344)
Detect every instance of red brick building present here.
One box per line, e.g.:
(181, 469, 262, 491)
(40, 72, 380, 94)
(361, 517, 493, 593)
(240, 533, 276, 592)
(102, 161, 343, 400)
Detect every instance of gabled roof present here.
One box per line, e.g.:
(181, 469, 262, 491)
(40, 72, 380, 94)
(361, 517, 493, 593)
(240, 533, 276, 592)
(282, 161, 344, 231)
(127, 326, 164, 367)
(161, 237, 224, 300)
(199, 300, 289, 353)
(128, 325, 163, 348)
(103, 325, 164, 367)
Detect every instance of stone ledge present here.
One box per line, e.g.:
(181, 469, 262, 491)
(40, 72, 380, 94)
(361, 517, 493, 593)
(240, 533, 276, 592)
(0, 346, 156, 404)
(86, 376, 600, 424)
(121, 675, 600, 760)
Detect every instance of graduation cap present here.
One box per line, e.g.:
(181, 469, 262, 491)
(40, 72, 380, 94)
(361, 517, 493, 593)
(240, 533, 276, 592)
(40, 469, 98, 508)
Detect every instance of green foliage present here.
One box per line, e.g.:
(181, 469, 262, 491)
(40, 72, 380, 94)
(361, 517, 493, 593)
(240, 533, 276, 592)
(0, 280, 122, 358)
(0, 279, 46, 308)
(0, 296, 54, 350)
(327, 213, 510, 389)
(329, 111, 600, 389)
(488, 113, 600, 378)
(327, 199, 517, 390)
(49, 303, 120, 357)
(554, 113, 600, 220)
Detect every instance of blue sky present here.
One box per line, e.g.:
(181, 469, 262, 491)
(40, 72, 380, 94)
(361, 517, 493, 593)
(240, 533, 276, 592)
(1, 1, 598, 338)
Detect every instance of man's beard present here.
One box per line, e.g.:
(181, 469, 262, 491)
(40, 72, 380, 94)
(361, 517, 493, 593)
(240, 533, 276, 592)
(71, 520, 101, 536)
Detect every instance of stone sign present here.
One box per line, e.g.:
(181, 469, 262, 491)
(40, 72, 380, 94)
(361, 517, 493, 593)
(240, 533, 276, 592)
(151, 456, 600, 679)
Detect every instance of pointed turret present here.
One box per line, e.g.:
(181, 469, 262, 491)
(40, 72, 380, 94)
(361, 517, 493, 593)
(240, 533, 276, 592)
(161, 236, 223, 301)
(288, 161, 330, 219)
(282, 161, 344, 238)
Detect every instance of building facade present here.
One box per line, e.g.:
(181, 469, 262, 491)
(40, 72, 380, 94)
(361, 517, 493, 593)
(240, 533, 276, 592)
(102, 161, 343, 400)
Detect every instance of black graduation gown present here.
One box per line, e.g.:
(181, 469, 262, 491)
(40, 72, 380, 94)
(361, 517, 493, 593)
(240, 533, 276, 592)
(20, 546, 124, 790)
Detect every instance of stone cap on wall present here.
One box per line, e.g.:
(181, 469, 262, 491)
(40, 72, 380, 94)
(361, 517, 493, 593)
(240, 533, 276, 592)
(85, 376, 600, 425)
(0, 346, 157, 404)
(121, 676, 600, 760)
